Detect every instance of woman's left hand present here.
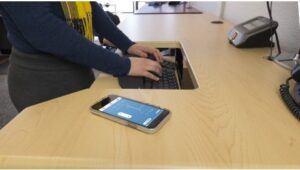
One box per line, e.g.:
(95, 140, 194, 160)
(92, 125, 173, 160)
(127, 43, 163, 62)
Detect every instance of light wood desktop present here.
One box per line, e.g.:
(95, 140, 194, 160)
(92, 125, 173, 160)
(0, 14, 299, 168)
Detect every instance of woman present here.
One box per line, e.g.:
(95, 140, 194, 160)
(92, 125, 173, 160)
(0, 2, 163, 111)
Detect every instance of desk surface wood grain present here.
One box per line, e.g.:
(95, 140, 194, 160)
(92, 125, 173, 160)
(0, 14, 299, 168)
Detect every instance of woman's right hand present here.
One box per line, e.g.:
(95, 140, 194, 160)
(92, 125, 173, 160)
(128, 57, 162, 81)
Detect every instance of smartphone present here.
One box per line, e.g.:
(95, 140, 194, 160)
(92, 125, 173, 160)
(90, 95, 171, 134)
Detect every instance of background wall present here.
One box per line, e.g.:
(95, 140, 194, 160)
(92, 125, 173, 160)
(191, 1, 300, 54)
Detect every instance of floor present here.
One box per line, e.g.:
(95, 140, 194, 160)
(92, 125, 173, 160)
(0, 61, 18, 129)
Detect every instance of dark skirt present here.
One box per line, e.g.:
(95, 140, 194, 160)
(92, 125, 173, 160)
(8, 48, 95, 112)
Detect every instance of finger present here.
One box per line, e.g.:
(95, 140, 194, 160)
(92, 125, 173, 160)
(143, 71, 160, 81)
(139, 46, 154, 54)
(148, 59, 162, 71)
(137, 46, 161, 62)
(152, 49, 160, 61)
(154, 49, 164, 62)
(155, 63, 162, 75)
(144, 47, 163, 62)
(138, 50, 148, 58)
(141, 46, 159, 56)
(146, 61, 162, 76)
(146, 65, 162, 77)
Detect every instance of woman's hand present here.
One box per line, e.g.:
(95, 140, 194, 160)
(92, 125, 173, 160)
(127, 43, 163, 62)
(128, 57, 162, 81)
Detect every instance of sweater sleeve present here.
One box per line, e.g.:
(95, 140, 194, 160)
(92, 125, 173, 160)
(1, 3, 130, 76)
(91, 2, 135, 52)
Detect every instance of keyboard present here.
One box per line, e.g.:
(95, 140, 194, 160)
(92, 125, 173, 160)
(118, 60, 180, 89)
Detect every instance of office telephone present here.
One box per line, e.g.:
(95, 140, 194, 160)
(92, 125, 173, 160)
(280, 49, 300, 120)
(228, 16, 278, 48)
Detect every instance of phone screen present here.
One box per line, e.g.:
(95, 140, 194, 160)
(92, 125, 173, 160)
(98, 97, 164, 127)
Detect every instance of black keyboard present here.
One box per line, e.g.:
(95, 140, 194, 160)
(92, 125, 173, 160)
(118, 60, 179, 89)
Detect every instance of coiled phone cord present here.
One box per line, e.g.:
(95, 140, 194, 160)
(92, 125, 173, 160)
(280, 77, 300, 120)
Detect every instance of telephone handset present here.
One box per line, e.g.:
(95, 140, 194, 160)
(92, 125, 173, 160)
(280, 50, 300, 120)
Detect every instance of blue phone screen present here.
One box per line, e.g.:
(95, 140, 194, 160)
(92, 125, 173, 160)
(99, 97, 163, 127)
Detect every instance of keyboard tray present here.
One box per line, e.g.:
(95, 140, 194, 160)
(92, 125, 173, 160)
(118, 60, 179, 89)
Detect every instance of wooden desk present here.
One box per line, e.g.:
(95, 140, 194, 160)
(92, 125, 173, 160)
(0, 14, 300, 168)
(135, 3, 202, 14)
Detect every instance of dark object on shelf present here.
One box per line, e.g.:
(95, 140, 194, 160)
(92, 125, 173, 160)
(168, 1, 181, 6)
(148, 2, 165, 7)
